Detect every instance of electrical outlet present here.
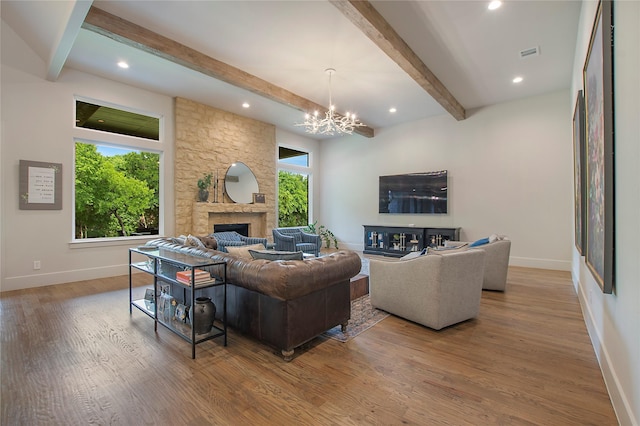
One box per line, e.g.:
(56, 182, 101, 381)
(33, 260, 41, 270)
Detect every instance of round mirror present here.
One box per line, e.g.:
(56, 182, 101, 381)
(224, 162, 259, 204)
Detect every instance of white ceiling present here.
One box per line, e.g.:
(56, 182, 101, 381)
(1, 0, 581, 140)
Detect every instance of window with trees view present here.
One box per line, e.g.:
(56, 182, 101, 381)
(74, 99, 161, 240)
(74, 142, 160, 238)
(278, 147, 310, 227)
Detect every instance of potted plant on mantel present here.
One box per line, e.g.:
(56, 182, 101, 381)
(197, 173, 212, 202)
(305, 221, 339, 252)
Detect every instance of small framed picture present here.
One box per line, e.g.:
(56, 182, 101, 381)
(144, 288, 155, 301)
(253, 193, 265, 204)
(175, 304, 187, 322)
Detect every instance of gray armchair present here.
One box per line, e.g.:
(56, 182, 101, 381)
(272, 227, 321, 256)
(211, 231, 267, 253)
(370, 249, 486, 330)
(445, 238, 511, 291)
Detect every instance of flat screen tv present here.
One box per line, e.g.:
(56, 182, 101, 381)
(379, 170, 448, 214)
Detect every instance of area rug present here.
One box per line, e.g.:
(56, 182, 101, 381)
(322, 294, 389, 342)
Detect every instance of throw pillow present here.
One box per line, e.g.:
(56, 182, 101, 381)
(226, 243, 266, 260)
(400, 251, 422, 260)
(469, 237, 490, 247)
(199, 235, 218, 250)
(185, 234, 206, 249)
(400, 247, 428, 260)
(249, 250, 304, 261)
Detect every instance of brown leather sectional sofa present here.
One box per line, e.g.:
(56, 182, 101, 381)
(145, 238, 362, 360)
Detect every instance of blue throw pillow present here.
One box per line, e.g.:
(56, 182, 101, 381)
(469, 237, 490, 247)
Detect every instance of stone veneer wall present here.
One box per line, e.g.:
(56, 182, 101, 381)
(174, 97, 277, 239)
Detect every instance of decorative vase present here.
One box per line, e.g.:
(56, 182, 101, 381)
(198, 189, 209, 202)
(191, 296, 216, 335)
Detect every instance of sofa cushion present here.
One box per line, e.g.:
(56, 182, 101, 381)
(226, 243, 266, 259)
(249, 250, 304, 261)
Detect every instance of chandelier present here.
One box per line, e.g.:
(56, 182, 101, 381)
(295, 68, 366, 135)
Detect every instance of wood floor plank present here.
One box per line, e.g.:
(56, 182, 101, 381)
(1, 266, 617, 425)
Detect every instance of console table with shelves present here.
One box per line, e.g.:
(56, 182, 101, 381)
(363, 225, 461, 258)
(128, 247, 227, 359)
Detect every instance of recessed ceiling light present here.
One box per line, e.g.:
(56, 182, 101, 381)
(512, 76, 523, 83)
(117, 61, 129, 69)
(389, 107, 397, 113)
(488, 1, 502, 10)
(242, 102, 250, 108)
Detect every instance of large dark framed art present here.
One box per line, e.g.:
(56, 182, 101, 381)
(583, 0, 614, 294)
(572, 90, 586, 255)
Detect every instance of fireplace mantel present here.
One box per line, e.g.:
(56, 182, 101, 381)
(192, 202, 269, 238)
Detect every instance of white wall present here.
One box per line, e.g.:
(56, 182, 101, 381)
(1, 19, 175, 291)
(318, 90, 573, 271)
(570, 1, 640, 424)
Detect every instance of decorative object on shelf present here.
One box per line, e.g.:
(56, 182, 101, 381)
(158, 288, 174, 323)
(305, 221, 338, 249)
(191, 297, 216, 335)
(197, 173, 213, 202)
(213, 169, 219, 203)
(144, 288, 155, 302)
(175, 303, 188, 322)
(252, 192, 265, 204)
(19, 160, 63, 210)
(583, 0, 614, 294)
(295, 68, 366, 136)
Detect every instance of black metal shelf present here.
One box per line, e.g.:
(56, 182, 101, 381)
(129, 247, 227, 359)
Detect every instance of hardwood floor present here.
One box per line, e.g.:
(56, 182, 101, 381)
(1, 267, 617, 425)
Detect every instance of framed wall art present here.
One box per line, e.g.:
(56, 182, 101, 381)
(19, 160, 63, 210)
(572, 90, 586, 255)
(583, 0, 614, 294)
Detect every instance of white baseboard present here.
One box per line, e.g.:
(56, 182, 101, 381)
(1, 264, 130, 292)
(508, 256, 571, 271)
(575, 277, 636, 426)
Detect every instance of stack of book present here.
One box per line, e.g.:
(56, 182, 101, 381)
(176, 269, 215, 286)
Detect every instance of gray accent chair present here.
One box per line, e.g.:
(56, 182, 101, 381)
(445, 239, 511, 291)
(272, 227, 321, 257)
(211, 231, 267, 253)
(369, 249, 486, 330)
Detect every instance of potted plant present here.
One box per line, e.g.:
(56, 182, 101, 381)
(197, 173, 212, 202)
(305, 221, 339, 249)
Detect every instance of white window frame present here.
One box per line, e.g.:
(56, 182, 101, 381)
(71, 97, 165, 247)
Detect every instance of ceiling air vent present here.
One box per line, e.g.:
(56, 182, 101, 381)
(519, 46, 540, 59)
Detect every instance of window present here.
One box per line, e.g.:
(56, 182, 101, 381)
(278, 147, 310, 227)
(74, 142, 160, 238)
(74, 100, 161, 240)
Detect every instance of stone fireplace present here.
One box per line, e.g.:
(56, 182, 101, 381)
(175, 97, 276, 239)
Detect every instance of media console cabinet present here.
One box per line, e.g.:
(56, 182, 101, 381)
(363, 225, 461, 258)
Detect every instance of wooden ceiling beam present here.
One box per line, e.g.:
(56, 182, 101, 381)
(330, 0, 466, 121)
(82, 6, 374, 138)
